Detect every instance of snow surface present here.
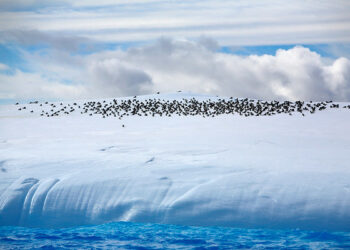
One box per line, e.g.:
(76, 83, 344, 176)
(0, 93, 350, 231)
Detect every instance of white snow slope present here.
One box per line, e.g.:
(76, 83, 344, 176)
(0, 93, 349, 231)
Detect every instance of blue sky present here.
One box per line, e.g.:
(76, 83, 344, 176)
(0, 0, 350, 102)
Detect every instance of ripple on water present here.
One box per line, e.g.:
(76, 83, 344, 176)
(0, 222, 350, 249)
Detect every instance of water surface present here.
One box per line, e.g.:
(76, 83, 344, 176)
(1, 222, 349, 249)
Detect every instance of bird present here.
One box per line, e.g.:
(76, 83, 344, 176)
(30, 94, 343, 119)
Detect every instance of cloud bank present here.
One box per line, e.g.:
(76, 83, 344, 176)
(0, 0, 349, 46)
(1, 38, 349, 101)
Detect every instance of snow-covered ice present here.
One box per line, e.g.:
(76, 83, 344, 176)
(0, 93, 349, 231)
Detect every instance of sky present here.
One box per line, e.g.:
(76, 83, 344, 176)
(0, 0, 350, 102)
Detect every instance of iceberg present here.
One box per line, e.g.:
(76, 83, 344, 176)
(0, 93, 349, 230)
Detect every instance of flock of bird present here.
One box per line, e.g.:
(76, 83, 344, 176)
(15, 94, 350, 119)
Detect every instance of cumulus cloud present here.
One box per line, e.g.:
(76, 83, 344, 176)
(87, 59, 153, 97)
(118, 38, 350, 101)
(1, 38, 350, 101)
(0, 70, 87, 100)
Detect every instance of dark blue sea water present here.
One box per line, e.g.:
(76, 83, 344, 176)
(1, 222, 349, 249)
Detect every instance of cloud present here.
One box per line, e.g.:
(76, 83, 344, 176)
(0, 0, 349, 46)
(0, 30, 92, 52)
(0, 63, 10, 71)
(0, 0, 154, 10)
(1, 38, 350, 101)
(87, 59, 153, 97)
(121, 38, 350, 101)
(0, 69, 87, 100)
(1, 1, 349, 102)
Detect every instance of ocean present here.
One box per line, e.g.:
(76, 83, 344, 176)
(1, 222, 349, 249)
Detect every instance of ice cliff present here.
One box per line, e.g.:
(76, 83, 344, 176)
(0, 93, 349, 230)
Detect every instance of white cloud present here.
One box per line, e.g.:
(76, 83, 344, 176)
(0, 0, 349, 46)
(0, 70, 87, 100)
(87, 59, 153, 97)
(1, 38, 350, 101)
(0, 63, 10, 71)
(0, 30, 91, 52)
